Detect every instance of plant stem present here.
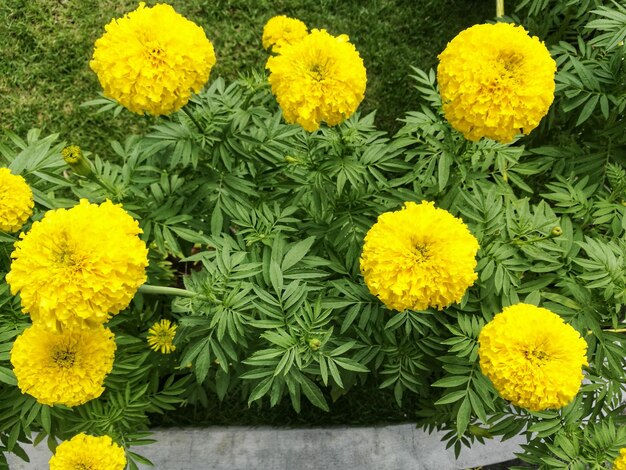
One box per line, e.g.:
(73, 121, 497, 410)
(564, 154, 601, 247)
(496, 0, 504, 17)
(603, 328, 626, 333)
(138, 284, 197, 298)
(181, 105, 203, 133)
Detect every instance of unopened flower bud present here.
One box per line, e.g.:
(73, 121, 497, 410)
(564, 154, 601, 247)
(308, 338, 322, 351)
(284, 156, 298, 164)
(550, 226, 563, 237)
(62, 145, 92, 177)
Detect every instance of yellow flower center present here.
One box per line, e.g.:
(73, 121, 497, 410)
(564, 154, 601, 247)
(308, 62, 328, 82)
(524, 347, 549, 366)
(53, 348, 76, 369)
(496, 50, 524, 80)
(412, 243, 430, 263)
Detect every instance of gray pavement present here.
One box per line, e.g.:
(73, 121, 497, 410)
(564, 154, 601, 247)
(6, 425, 524, 469)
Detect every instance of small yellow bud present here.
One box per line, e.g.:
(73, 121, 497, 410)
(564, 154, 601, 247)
(284, 156, 298, 164)
(61, 145, 92, 177)
(550, 226, 563, 237)
(308, 338, 322, 351)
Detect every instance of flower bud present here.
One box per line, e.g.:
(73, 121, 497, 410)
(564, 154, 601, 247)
(308, 338, 322, 351)
(62, 146, 93, 177)
(550, 226, 563, 238)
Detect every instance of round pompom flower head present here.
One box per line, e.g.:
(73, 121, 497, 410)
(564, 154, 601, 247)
(11, 325, 116, 407)
(147, 319, 177, 354)
(90, 2, 216, 116)
(614, 448, 626, 470)
(437, 22, 556, 143)
(266, 28, 367, 132)
(6, 199, 149, 330)
(49, 433, 126, 470)
(478, 303, 588, 411)
(262, 15, 308, 52)
(0, 168, 33, 233)
(360, 201, 479, 311)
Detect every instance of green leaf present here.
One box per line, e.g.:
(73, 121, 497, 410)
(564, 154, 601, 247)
(431, 375, 469, 388)
(435, 389, 467, 405)
(282, 237, 316, 271)
(456, 397, 471, 436)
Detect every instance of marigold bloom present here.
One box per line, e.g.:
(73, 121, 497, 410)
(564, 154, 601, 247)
(437, 22, 556, 143)
(11, 325, 116, 407)
(6, 199, 148, 330)
(90, 2, 216, 116)
(147, 319, 177, 354)
(360, 201, 479, 311)
(478, 303, 588, 411)
(0, 168, 33, 233)
(614, 448, 626, 470)
(49, 433, 126, 470)
(262, 15, 308, 52)
(266, 28, 367, 132)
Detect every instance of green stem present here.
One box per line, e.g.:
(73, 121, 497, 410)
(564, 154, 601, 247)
(603, 328, 626, 333)
(496, 0, 504, 17)
(181, 105, 203, 133)
(138, 284, 197, 298)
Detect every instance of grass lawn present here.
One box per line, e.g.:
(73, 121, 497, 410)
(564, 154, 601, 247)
(1, 0, 493, 155)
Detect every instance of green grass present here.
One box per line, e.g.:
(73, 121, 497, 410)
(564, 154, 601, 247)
(0, 0, 493, 155)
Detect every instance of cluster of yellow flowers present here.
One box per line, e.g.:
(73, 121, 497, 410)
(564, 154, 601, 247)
(360, 201, 479, 311)
(437, 22, 556, 143)
(264, 16, 367, 132)
(90, 2, 216, 116)
(0, 168, 33, 233)
(478, 303, 588, 411)
(6, 200, 148, 409)
(49, 433, 126, 470)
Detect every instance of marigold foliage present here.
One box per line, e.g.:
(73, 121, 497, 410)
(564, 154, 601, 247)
(147, 319, 177, 354)
(49, 433, 126, 470)
(266, 28, 367, 131)
(0, 167, 33, 233)
(478, 303, 588, 411)
(6, 199, 148, 330)
(360, 201, 479, 311)
(614, 448, 626, 470)
(11, 325, 116, 407)
(90, 2, 216, 116)
(262, 15, 308, 52)
(437, 22, 556, 143)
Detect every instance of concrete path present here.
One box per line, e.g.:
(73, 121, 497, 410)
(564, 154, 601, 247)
(6, 425, 524, 469)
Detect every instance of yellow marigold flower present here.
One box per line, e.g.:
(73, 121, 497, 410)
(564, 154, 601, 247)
(6, 199, 148, 330)
(0, 168, 33, 233)
(11, 325, 116, 407)
(360, 201, 479, 311)
(437, 22, 556, 143)
(49, 433, 126, 470)
(478, 303, 588, 411)
(262, 15, 308, 52)
(147, 319, 177, 354)
(90, 2, 216, 116)
(614, 448, 626, 470)
(266, 28, 367, 132)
